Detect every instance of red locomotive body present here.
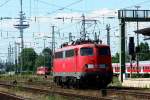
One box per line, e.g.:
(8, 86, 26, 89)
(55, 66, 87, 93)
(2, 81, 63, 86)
(53, 42, 113, 88)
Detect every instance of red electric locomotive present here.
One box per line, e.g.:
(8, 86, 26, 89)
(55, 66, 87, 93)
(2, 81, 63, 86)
(53, 40, 113, 88)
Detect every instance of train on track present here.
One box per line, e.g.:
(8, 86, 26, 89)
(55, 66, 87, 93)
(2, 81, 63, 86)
(52, 39, 113, 88)
(112, 61, 150, 74)
(36, 66, 50, 75)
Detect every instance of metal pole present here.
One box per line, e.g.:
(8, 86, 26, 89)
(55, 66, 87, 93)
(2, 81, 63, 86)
(11, 47, 14, 67)
(20, 0, 24, 73)
(15, 42, 17, 73)
(43, 38, 46, 67)
(106, 24, 110, 46)
(82, 14, 86, 40)
(20, 0, 22, 12)
(52, 26, 55, 53)
(130, 55, 133, 78)
(43, 38, 46, 49)
(8, 44, 10, 64)
(10, 44, 12, 64)
(135, 6, 140, 73)
(14, 0, 29, 73)
(120, 19, 126, 82)
(51, 26, 55, 67)
(94, 32, 97, 41)
(18, 43, 20, 72)
(69, 32, 72, 42)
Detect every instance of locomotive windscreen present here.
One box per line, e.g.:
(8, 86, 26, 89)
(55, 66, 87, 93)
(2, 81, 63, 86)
(99, 47, 110, 56)
(80, 47, 93, 56)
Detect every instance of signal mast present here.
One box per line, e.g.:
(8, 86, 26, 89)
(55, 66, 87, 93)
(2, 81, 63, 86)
(14, 0, 29, 72)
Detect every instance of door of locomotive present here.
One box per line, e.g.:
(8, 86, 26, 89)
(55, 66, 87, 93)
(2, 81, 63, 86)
(96, 46, 112, 71)
(64, 49, 78, 74)
(74, 48, 78, 73)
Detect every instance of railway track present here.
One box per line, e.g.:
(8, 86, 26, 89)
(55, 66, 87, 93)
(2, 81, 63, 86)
(116, 90, 150, 99)
(0, 82, 111, 100)
(0, 91, 26, 100)
(0, 80, 150, 100)
(104, 89, 150, 100)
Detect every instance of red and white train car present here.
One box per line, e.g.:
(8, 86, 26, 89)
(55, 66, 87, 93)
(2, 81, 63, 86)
(52, 40, 113, 88)
(112, 61, 150, 74)
(36, 66, 49, 75)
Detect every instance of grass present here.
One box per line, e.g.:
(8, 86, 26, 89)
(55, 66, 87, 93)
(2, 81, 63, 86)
(0, 74, 50, 82)
(0, 74, 123, 87)
(0, 86, 71, 100)
(108, 76, 122, 87)
(0, 75, 124, 99)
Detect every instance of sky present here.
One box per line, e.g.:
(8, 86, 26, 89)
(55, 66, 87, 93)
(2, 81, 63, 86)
(0, 0, 150, 62)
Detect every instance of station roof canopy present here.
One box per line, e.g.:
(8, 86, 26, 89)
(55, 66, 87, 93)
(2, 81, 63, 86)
(134, 27, 150, 36)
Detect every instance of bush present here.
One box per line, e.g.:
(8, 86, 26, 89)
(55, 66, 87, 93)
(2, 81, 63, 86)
(21, 71, 33, 75)
(131, 73, 150, 78)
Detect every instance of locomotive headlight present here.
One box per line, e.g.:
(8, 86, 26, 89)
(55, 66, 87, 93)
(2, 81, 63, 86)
(87, 64, 94, 68)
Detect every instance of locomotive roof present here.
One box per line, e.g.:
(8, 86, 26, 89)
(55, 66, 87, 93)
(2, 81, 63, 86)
(55, 43, 109, 52)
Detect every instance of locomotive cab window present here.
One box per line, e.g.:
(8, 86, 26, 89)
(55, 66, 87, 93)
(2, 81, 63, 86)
(66, 49, 74, 57)
(99, 47, 110, 56)
(80, 47, 93, 56)
(55, 51, 63, 58)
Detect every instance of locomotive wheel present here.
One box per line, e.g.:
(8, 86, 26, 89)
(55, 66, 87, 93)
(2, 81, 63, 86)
(66, 77, 71, 88)
(97, 81, 107, 89)
(65, 81, 70, 88)
(76, 79, 84, 89)
(72, 78, 77, 88)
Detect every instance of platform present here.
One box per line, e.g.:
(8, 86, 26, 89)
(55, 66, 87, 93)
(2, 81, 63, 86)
(122, 78, 150, 88)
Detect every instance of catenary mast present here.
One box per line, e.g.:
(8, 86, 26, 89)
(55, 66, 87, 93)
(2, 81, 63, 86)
(14, 0, 29, 73)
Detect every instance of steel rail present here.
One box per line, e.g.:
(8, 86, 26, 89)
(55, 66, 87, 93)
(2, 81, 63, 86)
(0, 83, 111, 100)
(0, 91, 26, 100)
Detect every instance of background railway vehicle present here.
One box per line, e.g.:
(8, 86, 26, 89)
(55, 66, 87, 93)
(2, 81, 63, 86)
(52, 39, 113, 88)
(36, 66, 50, 75)
(112, 61, 150, 76)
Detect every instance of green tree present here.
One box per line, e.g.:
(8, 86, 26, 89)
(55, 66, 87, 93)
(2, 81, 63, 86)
(139, 42, 150, 61)
(5, 62, 15, 72)
(42, 47, 52, 55)
(35, 47, 52, 69)
(19, 48, 37, 72)
(112, 42, 150, 63)
(35, 54, 44, 68)
(112, 52, 119, 63)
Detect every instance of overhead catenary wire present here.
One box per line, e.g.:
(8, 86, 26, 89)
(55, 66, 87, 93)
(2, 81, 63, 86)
(34, 0, 87, 13)
(1, 0, 150, 54)
(0, 0, 12, 8)
(47, 0, 84, 15)
(121, 0, 150, 9)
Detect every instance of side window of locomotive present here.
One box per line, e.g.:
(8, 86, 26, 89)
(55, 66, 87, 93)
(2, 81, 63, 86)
(66, 49, 74, 58)
(99, 47, 110, 56)
(80, 47, 93, 56)
(54, 51, 63, 59)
